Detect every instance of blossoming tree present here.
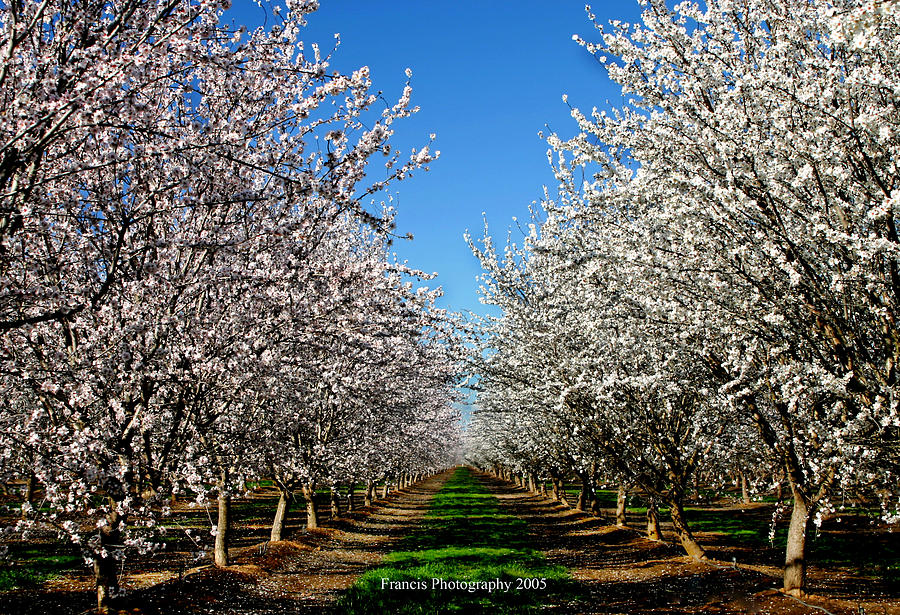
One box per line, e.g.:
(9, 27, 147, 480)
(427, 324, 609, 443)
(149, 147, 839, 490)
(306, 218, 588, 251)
(0, 0, 454, 609)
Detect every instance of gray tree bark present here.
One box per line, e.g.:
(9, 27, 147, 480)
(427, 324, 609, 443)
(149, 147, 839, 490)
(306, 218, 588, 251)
(616, 484, 628, 527)
(270, 487, 291, 542)
(94, 510, 122, 611)
(346, 483, 356, 512)
(668, 498, 706, 560)
(214, 488, 231, 566)
(645, 498, 662, 541)
(330, 488, 340, 518)
(783, 486, 812, 596)
(21, 471, 35, 520)
(302, 483, 319, 529)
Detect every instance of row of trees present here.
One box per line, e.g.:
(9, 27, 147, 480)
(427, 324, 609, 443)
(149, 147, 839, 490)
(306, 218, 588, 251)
(0, 0, 461, 609)
(466, 0, 900, 597)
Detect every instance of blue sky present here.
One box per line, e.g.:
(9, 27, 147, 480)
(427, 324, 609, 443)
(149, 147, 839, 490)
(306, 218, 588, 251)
(229, 1, 644, 317)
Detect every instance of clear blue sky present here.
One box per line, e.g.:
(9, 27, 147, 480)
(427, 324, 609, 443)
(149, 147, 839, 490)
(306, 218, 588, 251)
(228, 1, 644, 317)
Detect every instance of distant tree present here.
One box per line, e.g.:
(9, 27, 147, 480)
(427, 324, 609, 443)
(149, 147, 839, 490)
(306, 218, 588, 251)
(467, 212, 728, 559)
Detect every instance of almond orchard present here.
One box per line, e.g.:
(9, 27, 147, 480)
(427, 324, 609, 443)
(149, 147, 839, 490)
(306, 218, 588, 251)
(1, 0, 899, 613)
(0, 0, 461, 609)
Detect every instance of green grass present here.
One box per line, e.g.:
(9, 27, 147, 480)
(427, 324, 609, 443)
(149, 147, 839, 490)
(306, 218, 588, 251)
(229, 498, 279, 516)
(805, 524, 900, 584)
(682, 506, 900, 583)
(0, 543, 82, 592)
(337, 467, 572, 614)
(682, 507, 786, 547)
(592, 489, 656, 515)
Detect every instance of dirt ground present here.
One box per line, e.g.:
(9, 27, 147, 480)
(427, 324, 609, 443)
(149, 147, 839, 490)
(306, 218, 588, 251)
(476, 472, 900, 615)
(0, 473, 450, 615)
(1, 469, 898, 614)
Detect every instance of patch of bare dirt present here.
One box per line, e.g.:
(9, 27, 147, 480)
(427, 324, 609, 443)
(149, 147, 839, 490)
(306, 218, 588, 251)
(5, 470, 898, 614)
(476, 471, 900, 615)
(0, 472, 452, 614)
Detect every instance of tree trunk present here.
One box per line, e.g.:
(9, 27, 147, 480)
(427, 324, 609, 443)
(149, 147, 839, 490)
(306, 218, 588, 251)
(94, 511, 122, 612)
(556, 477, 570, 507)
(740, 470, 750, 505)
(302, 483, 319, 530)
(380, 480, 389, 498)
(270, 487, 291, 542)
(588, 465, 601, 516)
(616, 484, 628, 527)
(214, 489, 230, 566)
(22, 471, 35, 520)
(668, 498, 706, 559)
(540, 480, 547, 497)
(346, 483, 356, 512)
(330, 488, 340, 518)
(576, 471, 593, 512)
(783, 487, 812, 596)
(646, 498, 663, 541)
(365, 480, 375, 507)
(528, 473, 537, 493)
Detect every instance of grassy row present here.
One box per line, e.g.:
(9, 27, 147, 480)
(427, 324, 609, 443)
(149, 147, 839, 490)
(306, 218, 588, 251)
(2, 475, 896, 595)
(338, 467, 572, 614)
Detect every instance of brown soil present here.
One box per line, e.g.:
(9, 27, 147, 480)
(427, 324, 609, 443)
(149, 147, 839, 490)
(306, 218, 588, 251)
(0, 472, 452, 615)
(476, 471, 900, 615)
(2, 469, 898, 614)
